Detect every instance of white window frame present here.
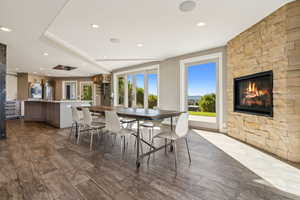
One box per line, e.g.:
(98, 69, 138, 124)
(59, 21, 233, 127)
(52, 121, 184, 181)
(79, 81, 95, 103)
(113, 65, 160, 108)
(62, 80, 77, 100)
(180, 53, 224, 131)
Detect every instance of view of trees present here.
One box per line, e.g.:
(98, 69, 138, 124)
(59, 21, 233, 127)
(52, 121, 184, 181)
(136, 87, 144, 107)
(118, 77, 125, 104)
(198, 93, 216, 112)
(82, 85, 93, 100)
(148, 94, 158, 109)
(118, 76, 157, 108)
(188, 93, 216, 115)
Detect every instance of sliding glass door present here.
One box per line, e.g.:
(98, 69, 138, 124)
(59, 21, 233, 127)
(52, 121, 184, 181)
(115, 67, 159, 109)
(136, 74, 145, 108)
(148, 73, 158, 109)
(127, 75, 133, 108)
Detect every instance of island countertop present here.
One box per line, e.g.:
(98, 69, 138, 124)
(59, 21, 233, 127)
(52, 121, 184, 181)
(24, 100, 91, 128)
(25, 99, 92, 103)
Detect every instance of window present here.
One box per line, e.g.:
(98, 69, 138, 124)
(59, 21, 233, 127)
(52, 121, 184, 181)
(128, 75, 133, 107)
(114, 66, 159, 109)
(63, 81, 77, 100)
(148, 73, 158, 109)
(80, 82, 93, 101)
(136, 74, 144, 108)
(118, 76, 125, 105)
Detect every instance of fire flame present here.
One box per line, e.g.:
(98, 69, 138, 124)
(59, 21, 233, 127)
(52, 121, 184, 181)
(242, 81, 270, 106)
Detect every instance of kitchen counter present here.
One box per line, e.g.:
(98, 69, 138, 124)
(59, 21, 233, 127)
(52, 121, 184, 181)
(24, 100, 91, 128)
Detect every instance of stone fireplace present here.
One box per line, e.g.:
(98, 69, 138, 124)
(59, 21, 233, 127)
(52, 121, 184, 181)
(234, 71, 273, 117)
(227, 0, 300, 162)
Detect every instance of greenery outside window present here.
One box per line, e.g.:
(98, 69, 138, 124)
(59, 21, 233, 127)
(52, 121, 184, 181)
(118, 76, 125, 105)
(114, 66, 159, 109)
(80, 82, 93, 101)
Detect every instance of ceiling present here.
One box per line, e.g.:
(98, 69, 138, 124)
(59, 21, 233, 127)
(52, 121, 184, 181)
(0, 0, 294, 76)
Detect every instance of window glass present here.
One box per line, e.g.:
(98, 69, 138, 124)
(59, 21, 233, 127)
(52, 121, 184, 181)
(136, 74, 144, 108)
(118, 77, 125, 105)
(148, 73, 158, 109)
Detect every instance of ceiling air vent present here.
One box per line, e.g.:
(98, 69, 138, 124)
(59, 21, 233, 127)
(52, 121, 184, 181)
(53, 65, 77, 71)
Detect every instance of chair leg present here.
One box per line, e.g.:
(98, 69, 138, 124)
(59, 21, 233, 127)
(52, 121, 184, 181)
(147, 138, 154, 164)
(69, 123, 74, 139)
(164, 139, 167, 154)
(173, 141, 177, 170)
(90, 131, 94, 151)
(185, 137, 192, 163)
(120, 136, 123, 154)
(76, 127, 81, 144)
(123, 136, 126, 154)
(148, 128, 152, 151)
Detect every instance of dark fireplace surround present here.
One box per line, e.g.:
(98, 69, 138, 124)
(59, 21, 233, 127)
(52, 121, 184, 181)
(234, 71, 273, 117)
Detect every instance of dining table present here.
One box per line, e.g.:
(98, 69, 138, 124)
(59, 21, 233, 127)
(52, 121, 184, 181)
(77, 106, 184, 168)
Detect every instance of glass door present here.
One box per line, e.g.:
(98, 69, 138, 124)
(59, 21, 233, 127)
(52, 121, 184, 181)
(187, 61, 217, 125)
(135, 74, 144, 108)
(127, 74, 134, 108)
(148, 73, 158, 109)
(114, 67, 159, 109)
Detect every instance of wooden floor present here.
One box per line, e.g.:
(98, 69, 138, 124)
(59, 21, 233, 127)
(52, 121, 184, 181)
(0, 120, 299, 200)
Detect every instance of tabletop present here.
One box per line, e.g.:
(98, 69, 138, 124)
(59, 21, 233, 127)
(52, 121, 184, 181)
(78, 106, 184, 120)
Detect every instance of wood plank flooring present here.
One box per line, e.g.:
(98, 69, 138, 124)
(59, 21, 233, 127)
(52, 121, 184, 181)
(0, 120, 299, 200)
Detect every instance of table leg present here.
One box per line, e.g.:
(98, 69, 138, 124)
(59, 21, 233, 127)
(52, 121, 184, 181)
(136, 120, 141, 168)
(75, 122, 78, 138)
(170, 116, 174, 152)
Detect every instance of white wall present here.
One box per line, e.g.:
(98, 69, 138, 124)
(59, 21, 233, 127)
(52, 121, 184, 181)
(112, 46, 227, 131)
(6, 73, 18, 100)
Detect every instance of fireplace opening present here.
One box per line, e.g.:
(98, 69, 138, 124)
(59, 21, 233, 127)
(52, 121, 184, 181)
(234, 71, 273, 117)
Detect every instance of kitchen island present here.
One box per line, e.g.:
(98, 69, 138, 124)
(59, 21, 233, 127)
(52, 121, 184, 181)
(24, 100, 91, 128)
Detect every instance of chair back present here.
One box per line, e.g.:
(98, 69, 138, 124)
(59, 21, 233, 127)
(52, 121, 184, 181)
(105, 111, 112, 131)
(71, 107, 81, 123)
(105, 111, 121, 133)
(82, 108, 93, 127)
(175, 113, 189, 138)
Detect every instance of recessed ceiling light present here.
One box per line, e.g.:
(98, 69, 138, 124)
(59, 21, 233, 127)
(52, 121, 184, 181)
(179, 0, 196, 12)
(0, 26, 12, 32)
(91, 24, 99, 29)
(43, 52, 49, 56)
(137, 43, 143, 47)
(110, 38, 120, 44)
(196, 22, 206, 27)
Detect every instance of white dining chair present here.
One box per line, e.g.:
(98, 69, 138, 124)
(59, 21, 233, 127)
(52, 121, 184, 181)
(78, 108, 105, 150)
(147, 112, 191, 170)
(70, 106, 83, 139)
(105, 110, 135, 155)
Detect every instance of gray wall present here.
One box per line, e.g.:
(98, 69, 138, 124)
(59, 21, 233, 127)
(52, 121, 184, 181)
(113, 46, 227, 113)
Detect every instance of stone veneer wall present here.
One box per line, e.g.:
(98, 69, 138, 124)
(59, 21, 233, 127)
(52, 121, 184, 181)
(227, 0, 300, 162)
(0, 43, 7, 139)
